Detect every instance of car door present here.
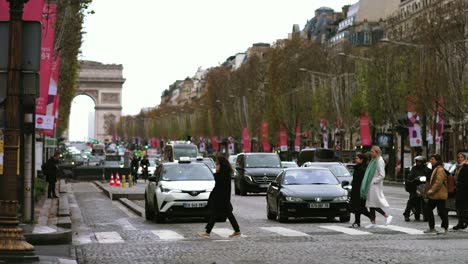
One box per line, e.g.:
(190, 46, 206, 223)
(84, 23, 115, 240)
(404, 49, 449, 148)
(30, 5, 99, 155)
(268, 171, 284, 212)
(149, 164, 163, 208)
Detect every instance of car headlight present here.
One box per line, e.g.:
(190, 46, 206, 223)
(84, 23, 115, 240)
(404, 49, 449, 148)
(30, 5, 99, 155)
(205, 188, 213, 192)
(244, 174, 253, 182)
(333, 195, 348, 201)
(285, 196, 303, 202)
(160, 186, 182, 193)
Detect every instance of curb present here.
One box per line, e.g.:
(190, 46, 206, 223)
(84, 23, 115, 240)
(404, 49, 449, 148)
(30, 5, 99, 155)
(94, 181, 145, 200)
(119, 198, 144, 217)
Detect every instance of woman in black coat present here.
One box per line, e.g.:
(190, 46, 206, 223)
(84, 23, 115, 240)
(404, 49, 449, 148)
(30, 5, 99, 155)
(349, 153, 371, 227)
(453, 153, 468, 230)
(199, 155, 241, 238)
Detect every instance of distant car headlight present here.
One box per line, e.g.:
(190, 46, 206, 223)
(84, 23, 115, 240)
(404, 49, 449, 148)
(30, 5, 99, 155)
(119, 164, 124, 168)
(160, 186, 182, 193)
(244, 174, 253, 182)
(285, 197, 303, 202)
(333, 195, 349, 201)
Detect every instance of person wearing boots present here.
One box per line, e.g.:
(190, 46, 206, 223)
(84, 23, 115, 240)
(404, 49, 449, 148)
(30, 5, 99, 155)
(44, 151, 60, 199)
(403, 156, 431, 221)
(349, 154, 371, 228)
(452, 152, 468, 230)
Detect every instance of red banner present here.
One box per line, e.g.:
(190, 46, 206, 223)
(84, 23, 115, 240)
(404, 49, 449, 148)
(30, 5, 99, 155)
(36, 2, 57, 115)
(242, 127, 251, 153)
(261, 122, 270, 152)
(279, 126, 288, 151)
(360, 115, 372, 146)
(155, 138, 161, 149)
(211, 136, 218, 152)
(294, 122, 301, 152)
(0, 0, 44, 21)
(40, 51, 60, 135)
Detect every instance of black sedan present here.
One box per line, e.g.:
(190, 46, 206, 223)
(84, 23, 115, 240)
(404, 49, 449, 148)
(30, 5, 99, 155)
(266, 167, 350, 223)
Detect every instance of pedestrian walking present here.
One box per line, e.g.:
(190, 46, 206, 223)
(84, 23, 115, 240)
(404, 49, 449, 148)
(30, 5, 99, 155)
(44, 151, 60, 199)
(130, 155, 140, 184)
(403, 156, 431, 221)
(423, 154, 449, 234)
(452, 152, 468, 230)
(349, 153, 371, 228)
(360, 145, 393, 228)
(198, 155, 241, 238)
(140, 155, 150, 183)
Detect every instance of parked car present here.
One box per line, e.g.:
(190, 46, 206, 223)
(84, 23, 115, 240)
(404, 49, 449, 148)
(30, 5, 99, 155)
(144, 158, 215, 223)
(302, 162, 352, 184)
(234, 152, 283, 196)
(281, 161, 298, 168)
(266, 167, 350, 222)
(297, 148, 336, 166)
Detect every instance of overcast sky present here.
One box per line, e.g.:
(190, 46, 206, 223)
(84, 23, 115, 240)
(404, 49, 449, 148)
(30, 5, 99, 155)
(79, 0, 354, 117)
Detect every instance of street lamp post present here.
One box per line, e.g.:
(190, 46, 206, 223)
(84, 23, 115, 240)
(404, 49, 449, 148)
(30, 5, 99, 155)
(0, 0, 37, 261)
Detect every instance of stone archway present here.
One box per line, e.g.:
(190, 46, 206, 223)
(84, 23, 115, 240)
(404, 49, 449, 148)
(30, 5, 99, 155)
(77, 60, 125, 142)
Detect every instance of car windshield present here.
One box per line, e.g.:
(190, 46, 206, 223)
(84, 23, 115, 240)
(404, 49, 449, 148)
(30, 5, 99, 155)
(283, 169, 339, 185)
(308, 164, 351, 177)
(161, 164, 213, 181)
(174, 146, 198, 160)
(245, 155, 281, 168)
(282, 162, 298, 168)
(202, 159, 215, 169)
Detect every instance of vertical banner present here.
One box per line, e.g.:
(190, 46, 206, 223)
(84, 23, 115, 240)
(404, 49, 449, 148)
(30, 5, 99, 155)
(242, 127, 251, 153)
(360, 115, 372, 146)
(294, 122, 301, 152)
(199, 137, 206, 153)
(407, 112, 422, 147)
(228, 136, 234, 155)
(0, 0, 44, 21)
(279, 126, 288, 151)
(320, 119, 328, 149)
(43, 54, 60, 136)
(433, 98, 444, 151)
(36, 2, 57, 115)
(261, 122, 270, 152)
(155, 138, 161, 149)
(211, 136, 218, 153)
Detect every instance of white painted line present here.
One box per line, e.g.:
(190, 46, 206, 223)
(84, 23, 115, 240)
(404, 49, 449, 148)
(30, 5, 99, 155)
(151, 230, 185, 240)
(211, 228, 247, 238)
(58, 258, 77, 264)
(115, 218, 137, 231)
(113, 201, 139, 218)
(319, 225, 372, 235)
(260, 227, 309, 237)
(389, 207, 405, 211)
(380, 225, 424, 235)
(73, 234, 93, 245)
(94, 232, 124, 243)
(32, 226, 56, 234)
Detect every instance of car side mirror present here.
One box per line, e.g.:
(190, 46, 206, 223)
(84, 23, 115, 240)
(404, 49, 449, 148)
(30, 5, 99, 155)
(148, 176, 157, 182)
(270, 182, 278, 187)
(341, 181, 350, 187)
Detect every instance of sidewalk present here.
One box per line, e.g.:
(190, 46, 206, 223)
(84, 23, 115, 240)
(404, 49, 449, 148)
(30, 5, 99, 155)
(19, 179, 76, 263)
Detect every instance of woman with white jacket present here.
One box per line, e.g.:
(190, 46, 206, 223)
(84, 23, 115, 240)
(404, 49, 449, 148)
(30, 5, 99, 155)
(360, 145, 393, 228)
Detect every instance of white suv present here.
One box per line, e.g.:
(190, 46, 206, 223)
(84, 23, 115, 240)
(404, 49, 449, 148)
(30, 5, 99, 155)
(144, 158, 215, 223)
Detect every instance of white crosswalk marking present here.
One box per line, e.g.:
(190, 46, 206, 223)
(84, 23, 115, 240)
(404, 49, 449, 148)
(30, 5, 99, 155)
(211, 228, 246, 238)
(151, 230, 185, 240)
(260, 227, 310, 237)
(379, 225, 424, 235)
(73, 234, 93, 245)
(319, 225, 372, 235)
(95, 232, 124, 243)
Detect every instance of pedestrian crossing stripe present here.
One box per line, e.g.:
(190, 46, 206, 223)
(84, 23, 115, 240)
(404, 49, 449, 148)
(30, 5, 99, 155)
(95, 231, 124, 243)
(260, 227, 309, 237)
(151, 230, 184, 240)
(211, 228, 247, 238)
(381, 225, 423, 235)
(319, 225, 372, 235)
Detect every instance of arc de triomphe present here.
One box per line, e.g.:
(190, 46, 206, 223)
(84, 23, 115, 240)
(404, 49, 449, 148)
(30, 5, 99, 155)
(77, 60, 125, 142)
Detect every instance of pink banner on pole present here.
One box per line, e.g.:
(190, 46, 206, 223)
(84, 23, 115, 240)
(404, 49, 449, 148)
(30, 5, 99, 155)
(0, 0, 44, 21)
(294, 122, 301, 152)
(36, 2, 57, 115)
(211, 136, 218, 152)
(360, 115, 372, 146)
(279, 126, 288, 151)
(261, 122, 270, 152)
(155, 138, 161, 149)
(242, 127, 251, 153)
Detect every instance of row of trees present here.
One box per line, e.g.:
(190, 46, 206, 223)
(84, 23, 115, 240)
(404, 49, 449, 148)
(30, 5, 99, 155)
(113, 1, 467, 155)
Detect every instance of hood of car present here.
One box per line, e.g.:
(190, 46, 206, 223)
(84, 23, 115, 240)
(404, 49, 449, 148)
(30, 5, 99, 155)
(281, 185, 347, 200)
(244, 168, 282, 177)
(161, 180, 214, 191)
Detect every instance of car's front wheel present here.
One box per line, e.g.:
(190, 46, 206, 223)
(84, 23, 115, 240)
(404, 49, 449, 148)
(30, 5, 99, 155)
(239, 179, 248, 196)
(153, 197, 166, 223)
(266, 199, 276, 220)
(234, 182, 240, 195)
(144, 193, 154, 220)
(276, 200, 287, 223)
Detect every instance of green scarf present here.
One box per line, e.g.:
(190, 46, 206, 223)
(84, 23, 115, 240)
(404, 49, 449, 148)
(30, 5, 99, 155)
(360, 158, 378, 200)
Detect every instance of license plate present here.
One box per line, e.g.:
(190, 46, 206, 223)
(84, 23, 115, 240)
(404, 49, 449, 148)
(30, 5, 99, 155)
(259, 184, 269, 188)
(183, 202, 207, 208)
(309, 203, 330, 209)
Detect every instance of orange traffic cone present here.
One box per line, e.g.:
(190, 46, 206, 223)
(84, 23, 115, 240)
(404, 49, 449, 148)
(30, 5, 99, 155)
(115, 172, 121, 187)
(109, 173, 115, 186)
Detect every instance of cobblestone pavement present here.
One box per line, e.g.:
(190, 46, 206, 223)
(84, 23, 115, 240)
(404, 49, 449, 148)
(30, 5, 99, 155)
(71, 182, 468, 264)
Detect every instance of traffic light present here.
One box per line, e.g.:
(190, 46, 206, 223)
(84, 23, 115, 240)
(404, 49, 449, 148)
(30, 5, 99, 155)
(144, 145, 149, 149)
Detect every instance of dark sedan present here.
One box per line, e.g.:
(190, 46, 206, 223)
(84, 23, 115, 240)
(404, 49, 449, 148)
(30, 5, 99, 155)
(266, 167, 350, 223)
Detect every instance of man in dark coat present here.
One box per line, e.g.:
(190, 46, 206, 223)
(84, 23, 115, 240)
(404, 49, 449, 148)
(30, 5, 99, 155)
(349, 154, 371, 227)
(140, 155, 150, 183)
(44, 152, 60, 198)
(199, 155, 241, 238)
(130, 155, 140, 184)
(403, 156, 431, 221)
(453, 153, 468, 230)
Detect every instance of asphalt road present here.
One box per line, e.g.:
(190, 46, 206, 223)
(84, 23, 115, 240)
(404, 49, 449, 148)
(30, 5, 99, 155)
(71, 182, 468, 264)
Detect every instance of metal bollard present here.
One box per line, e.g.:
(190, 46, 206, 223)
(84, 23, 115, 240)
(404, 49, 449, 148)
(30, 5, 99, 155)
(122, 175, 126, 188)
(128, 175, 133, 188)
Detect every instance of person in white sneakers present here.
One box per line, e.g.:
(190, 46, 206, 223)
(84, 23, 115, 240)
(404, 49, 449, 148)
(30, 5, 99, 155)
(360, 145, 392, 228)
